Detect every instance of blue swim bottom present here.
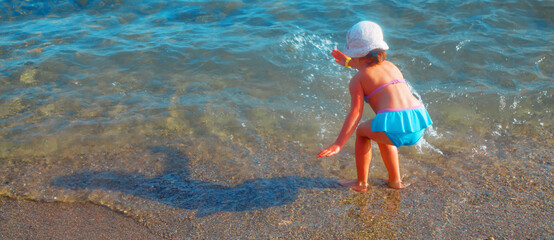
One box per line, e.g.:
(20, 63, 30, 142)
(370, 107, 433, 147)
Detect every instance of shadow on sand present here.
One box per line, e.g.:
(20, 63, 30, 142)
(52, 145, 337, 216)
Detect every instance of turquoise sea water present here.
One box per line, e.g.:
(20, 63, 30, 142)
(1, 0, 552, 238)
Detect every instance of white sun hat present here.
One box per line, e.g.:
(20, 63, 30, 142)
(343, 21, 389, 58)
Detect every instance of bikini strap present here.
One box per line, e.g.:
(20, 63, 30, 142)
(365, 79, 406, 102)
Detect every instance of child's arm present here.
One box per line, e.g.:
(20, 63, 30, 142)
(317, 77, 365, 158)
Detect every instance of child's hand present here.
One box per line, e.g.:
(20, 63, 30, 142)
(317, 144, 341, 158)
(331, 49, 350, 67)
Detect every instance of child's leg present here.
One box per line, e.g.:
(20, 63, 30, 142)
(351, 123, 373, 192)
(338, 121, 373, 192)
(339, 120, 392, 192)
(339, 120, 403, 191)
(377, 143, 405, 189)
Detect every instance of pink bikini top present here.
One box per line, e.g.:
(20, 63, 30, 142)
(364, 79, 424, 114)
(364, 79, 406, 103)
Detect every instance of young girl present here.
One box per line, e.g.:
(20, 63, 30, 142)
(317, 21, 433, 192)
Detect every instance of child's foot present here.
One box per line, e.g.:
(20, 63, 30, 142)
(386, 180, 406, 189)
(338, 179, 368, 192)
(351, 183, 368, 192)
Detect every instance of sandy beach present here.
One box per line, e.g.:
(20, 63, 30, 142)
(0, 197, 159, 239)
(1, 134, 551, 239)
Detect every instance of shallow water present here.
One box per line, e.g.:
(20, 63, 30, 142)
(1, 0, 552, 238)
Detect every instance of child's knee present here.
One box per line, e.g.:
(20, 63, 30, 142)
(356, 125, 370, 137)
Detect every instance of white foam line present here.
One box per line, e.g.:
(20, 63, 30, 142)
(416, 137, 444, 155)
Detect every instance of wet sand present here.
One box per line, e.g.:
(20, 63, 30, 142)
(1, 141, 552, 240)
(1, 93, 552, 239)
(0, 197, 160, 239)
